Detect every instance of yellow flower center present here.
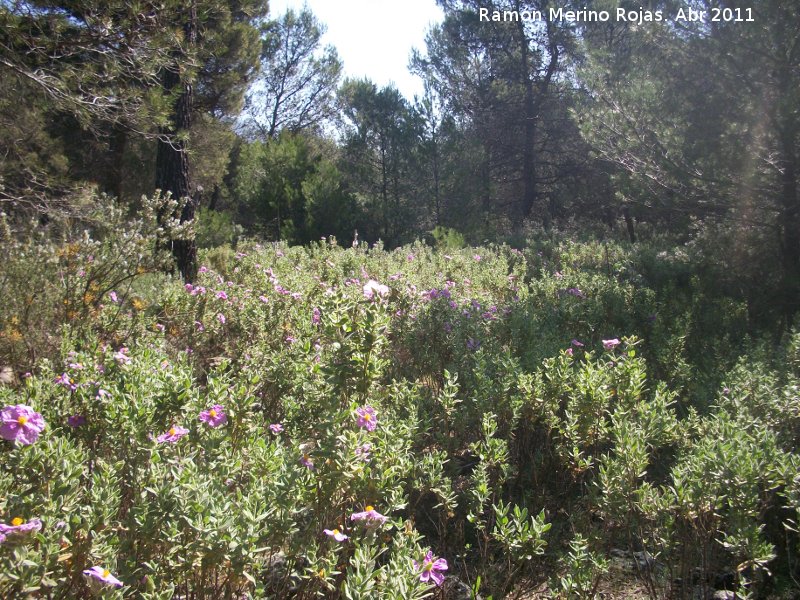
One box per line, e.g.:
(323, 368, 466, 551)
(317, 568, 325, 578)
(365, 505, 374, 512)
(209, 409, 217, 418)
(169, 427, 176, 436)
(332, 528, 340, 535)
(364, 413, 372, 421)
(103, 569, 110, 578)
(17, 416, 28, 425)
(11, 517, 24, 526)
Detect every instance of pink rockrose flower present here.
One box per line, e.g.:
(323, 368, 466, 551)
(603, 338, 621, 350)
(216, 291, 228, 300)
(0, 405, 45, 445)
(269, 423, 284, 434)
(351, 505, 388, 526)
(0, 517, 42, 541)
(312, 307, 321, 325)
(83, 566, 123, 588)
(300, 453, 315, 470)
(565, 348, 574, 357)
(414, 550, 448, 586)
(473, 254, 481, 261)
(67, 414, 86, 428)
(362, 280, 389, 300)
(324, 528, 349, 542)
(355, 442, 372, 461)
(109, 291, 119, 303)
(356, 406, 377, 431)
(217, 313, 226, 324)
(571, 339, 584, 347)
(199, 405, 227, 428)
(55, 372, 77, 391)
(157, 425, 189, 444)
(113, 347, 131, 365)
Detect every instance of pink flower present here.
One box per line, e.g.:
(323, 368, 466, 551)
(473, 254, 481, 261)
(0, 405, 45, 445)
(217, 313, 226, 324)
(414, 550, 448, 586)
(356, 406, 377, 431)
(67, 414, 86, 428)
(565, 348, 574, 357)
(216, 291, 228, 300)
(269, 423, 283, 434)
(312, 307, 321, 325)
(259, 295, 269, 303)
(113, 347, 131, 365)
(300, 454, 315, 470)
(199, 266, 209, 274)
(363, 280, 389, 300)
(109, 291, 119, 303)
(82, 566, 123, 588)
(55, 372, 77, 391)
(571, 339, 584, 347)
(355, 443, 372, 461)
(603, 338, 621, 350)
(351, 505, 388, 526)
(157, 425, 189, 443)
(0, 517, 42, 542)
(199, 405, 227, 428)
(324, 528, 349, 542)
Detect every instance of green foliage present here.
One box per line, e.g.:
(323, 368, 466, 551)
(2, 235, 800, 598)
(233, 132, 359, 243)
(194, 208, 242, 249)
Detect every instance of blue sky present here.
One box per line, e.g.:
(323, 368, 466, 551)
(267, 0, 444, 99)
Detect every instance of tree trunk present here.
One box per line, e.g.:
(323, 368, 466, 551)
(778, 126, 799, 326)
(623, 206, 637, 243)
(105, 124, 127, 201)
(155, 6, 198, 283)
(515, 13, 537, 220)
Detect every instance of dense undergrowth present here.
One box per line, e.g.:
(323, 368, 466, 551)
(1, 197, 799, 599)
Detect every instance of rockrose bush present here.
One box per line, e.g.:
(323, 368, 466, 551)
(1, 236, 800, 598)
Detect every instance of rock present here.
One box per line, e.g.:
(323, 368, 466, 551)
(610, 547, 630, 559)
(442, 575, 482, 600)
(633, 550, 656, 571)
(0, 366, 16, 385)
(710, 591, 736, 600)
